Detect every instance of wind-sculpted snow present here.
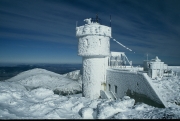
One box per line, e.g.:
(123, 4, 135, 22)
(63, 70, 81, 81)
(6, 68, 82, 95)
(112, 103, 180, 119)
(0, 68, 180, 119)
(152, 76, 180, 106)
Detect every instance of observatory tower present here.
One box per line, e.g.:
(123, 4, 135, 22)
(76, 15, 111, 99)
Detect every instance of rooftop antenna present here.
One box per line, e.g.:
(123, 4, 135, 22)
(96, 13, 99, 23)
(110, 15, 111, 27)
(76, 21, 78, 27)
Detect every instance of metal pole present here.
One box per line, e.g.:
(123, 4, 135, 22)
(76, 21, 78, 27)
(110, 15, 111, 27)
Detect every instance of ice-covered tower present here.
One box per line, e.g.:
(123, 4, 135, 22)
(76, 16, 111, 99)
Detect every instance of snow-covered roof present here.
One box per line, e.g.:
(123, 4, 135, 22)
(151, 56, 161, 62)
(76, 18, 111, 37)
(110, 51, 124, 56)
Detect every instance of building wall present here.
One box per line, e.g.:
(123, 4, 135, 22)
(77, 22, 111, 100)
(150, 62, 164, 70)
(106, 69, 167, 107)
(82, 57, 108, 99)
(78, 35, 110, 57)
(76, 24, 111, 37)
(143, 60, 149, 71)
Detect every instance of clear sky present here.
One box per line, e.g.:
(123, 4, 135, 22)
(0, 0, 180, 65)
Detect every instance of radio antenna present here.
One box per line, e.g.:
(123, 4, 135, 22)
(76, 21, 78, 27)
(110, 15, 111, 27)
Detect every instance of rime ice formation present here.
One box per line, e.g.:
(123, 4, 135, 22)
(106, 69, 167, 107)
(144, 56, 168, 79)
(6, 68, 81, 95)
(0, 67, 180, 119)
(76, 17, 179, 108)
(76, 18, 111, 99)
(112, 38, 132, 51)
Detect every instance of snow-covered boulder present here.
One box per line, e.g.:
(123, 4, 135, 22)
(97, 97, 135, 119)
(63, 70, 81, 81)
(80, 107, 94, 119)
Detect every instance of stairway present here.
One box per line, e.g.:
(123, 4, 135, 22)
(100, 90, 117, 100)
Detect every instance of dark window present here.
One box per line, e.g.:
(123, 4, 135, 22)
(85, 39, 88, 46)
(137, 83, 139, 86)
(99, 39, 101, 46)
(115, 85, 117, 93)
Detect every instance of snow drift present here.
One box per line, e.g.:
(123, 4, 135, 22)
(6, 68, 82, 95)
(0, 67, 180, 119)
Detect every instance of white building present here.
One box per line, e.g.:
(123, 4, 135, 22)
(108, 52, 132, 68)
(76, 17, 169, 107)
(143, 56, 168, 79)
(76, 17, 111, 99)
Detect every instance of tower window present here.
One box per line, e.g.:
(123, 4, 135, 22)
(85, 39, 88, 46)
(137, 83, 139, 86)
(115, 85, 117, 93)
(109, 84, 111, 91)
(99, 39, 101, 46)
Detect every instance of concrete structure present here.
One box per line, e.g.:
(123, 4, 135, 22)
(76, 17, 170, 108)
(108, 51, 132, 68)
(105, 69, 167, 107)
(76, 18, 111, 99)
(143, 56, 168, 79)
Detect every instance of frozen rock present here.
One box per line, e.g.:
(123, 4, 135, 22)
(80, 107, 94, 119)
(71, 103, 84, 112)
(97, 98, 135, 119)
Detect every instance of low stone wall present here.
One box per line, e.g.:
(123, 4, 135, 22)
(106, 69, 167, 107)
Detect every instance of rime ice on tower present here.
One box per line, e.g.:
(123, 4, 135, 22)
(76, 16, 111, 99)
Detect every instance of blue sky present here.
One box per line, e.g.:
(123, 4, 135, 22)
(0, 0, 180, 65)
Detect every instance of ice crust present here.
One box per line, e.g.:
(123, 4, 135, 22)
(0, 67, 180, 119)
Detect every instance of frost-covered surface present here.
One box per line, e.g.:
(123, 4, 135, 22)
(0, 68, 180, 119)
(107, 66, 180, 108)
(63, 70, 81, 80)
(77, 21, 110, 100)
(82, 57, 107, 99)
(106, 69, 166, 106)
(77, 23, 110, 57)
(6, 68, 81, 95)
(150, 76, 180, 107)
(76, 24, 111, 37)
(168, 66, 180, 76)
(78, 35, 110, 56)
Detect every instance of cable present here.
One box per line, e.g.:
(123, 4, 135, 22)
(111, 37, 136, 53)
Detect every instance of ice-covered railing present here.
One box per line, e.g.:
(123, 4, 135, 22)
(109, 37, 135, 69)
(109, 52, 132, 68)
(76, 18, 111, 37)
(76, 24, 111, 37)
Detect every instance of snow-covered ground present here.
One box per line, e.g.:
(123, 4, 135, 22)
(6, 68, 82, 95)
(168, 66, 180, 76)
(0, 67, 180, 119)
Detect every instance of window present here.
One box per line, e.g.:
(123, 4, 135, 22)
(99, 39, 101, 46)
(137, 83, 139, 86)
(109, 84, 111, 91)
(85, 39, 88, 46)
(115, 85, 117, 93)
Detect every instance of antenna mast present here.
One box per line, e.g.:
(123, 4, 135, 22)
(110, 15, 111, 27)
(76, 21, 78, 27)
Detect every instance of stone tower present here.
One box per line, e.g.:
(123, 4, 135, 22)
(76, 16, 111, 99)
